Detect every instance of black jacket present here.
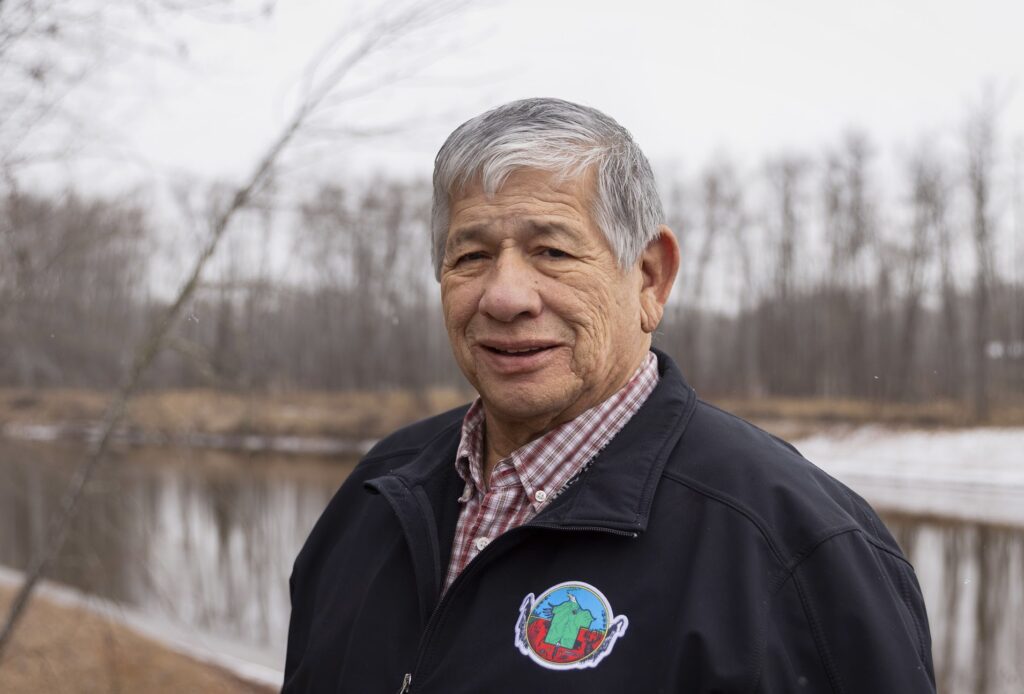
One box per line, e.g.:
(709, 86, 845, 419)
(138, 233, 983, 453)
(283, 350, 935, 693)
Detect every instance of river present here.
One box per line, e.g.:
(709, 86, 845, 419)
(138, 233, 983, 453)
(1, 431, 1022, 692)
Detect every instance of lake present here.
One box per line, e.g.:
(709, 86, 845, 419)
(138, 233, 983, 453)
(1, 433, 1022, 692)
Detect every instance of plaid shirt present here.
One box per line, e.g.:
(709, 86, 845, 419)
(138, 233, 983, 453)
(444, 351, 659, 591)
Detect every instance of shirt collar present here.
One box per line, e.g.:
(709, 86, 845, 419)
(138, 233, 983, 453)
(454, 351, 660, 512)
(454, 400, 486, 502)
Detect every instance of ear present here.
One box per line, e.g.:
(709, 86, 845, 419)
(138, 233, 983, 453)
(638, 226, 681, 334)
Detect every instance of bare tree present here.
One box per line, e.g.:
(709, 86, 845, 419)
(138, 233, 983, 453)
(760, 154, 809, 395)
(891, 147, 945, 400)
(680, 156, 741, 378)
(295, 178, 437, 391)
(723, 171, 757, 395)
(0, 0, 256, 180)
(964, 91, 1001, 422)
(820, 131, 876, 398)
(0, 190, 149, 386)
(0, 0, 471, 661)
(934, 176, 966, 403)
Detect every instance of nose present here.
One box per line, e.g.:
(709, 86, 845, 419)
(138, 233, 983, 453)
(477, 252, 542, 322)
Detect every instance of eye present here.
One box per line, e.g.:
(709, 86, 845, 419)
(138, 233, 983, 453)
(455, 251, 487, 265)
(540, 247, 570, 259)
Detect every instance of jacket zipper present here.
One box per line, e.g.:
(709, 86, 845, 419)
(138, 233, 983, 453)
(397, 523, 637, 692)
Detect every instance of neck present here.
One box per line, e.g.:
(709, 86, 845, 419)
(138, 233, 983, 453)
(481, 415, 552, 482)
(478, 348, 650, 483)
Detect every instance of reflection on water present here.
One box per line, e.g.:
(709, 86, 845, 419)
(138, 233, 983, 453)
(888, 514, 1024, 694)
(0, 439, 353, 669)
(0, 439, 1022, 690)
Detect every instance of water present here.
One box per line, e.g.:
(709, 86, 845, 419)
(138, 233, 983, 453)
(0, 439, 353, 670)
(886, 515, 1024, 693)
(1, 437, 1022, 692)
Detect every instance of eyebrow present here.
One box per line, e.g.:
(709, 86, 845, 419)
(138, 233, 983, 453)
(446, 219, 581, 252)
(445, 225, 488, 251)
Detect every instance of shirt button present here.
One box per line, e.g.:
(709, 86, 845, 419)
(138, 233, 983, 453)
(534, 489, 548, 503)
(474, 537, 490, 551)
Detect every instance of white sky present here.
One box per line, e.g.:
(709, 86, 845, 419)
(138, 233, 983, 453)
(56, 0, 1024, 193)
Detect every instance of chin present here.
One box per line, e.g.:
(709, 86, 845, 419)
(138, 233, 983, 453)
(481, 382, 577, 423)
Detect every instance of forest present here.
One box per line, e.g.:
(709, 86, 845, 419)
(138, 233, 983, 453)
(3, 110, 1021, 422)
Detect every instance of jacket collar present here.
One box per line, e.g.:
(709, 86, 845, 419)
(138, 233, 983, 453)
(532, 348, 696, 533)
(370, 348, 696, 535)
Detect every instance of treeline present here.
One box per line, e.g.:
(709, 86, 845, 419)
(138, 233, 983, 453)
(2, 118, 1022, 419)
(658, 122, 1024, 418)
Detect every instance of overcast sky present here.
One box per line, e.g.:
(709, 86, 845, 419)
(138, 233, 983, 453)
(45, 0, 1024, 194)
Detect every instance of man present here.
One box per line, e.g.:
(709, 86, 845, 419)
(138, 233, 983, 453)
(283, 98, 935, 693)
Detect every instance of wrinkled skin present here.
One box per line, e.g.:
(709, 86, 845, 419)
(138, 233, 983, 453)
(440, 168, 680, 478)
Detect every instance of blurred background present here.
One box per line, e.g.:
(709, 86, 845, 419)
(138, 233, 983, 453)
(1, 0, 1022, 691)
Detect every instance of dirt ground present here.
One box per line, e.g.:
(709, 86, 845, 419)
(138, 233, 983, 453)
(0, 586, 276, 694)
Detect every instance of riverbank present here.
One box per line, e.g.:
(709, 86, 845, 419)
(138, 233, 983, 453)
(0, 387, 469, 454)
(0, 576, 278, 693)
(1, 387, 1021, 454)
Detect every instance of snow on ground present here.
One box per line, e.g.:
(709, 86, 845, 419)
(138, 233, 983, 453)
(792, 427, 1024, 526)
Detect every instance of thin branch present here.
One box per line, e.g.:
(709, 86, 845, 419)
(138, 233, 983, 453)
(0, 0, 468, 660)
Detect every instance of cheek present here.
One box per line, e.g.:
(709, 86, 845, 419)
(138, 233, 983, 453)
(562, 275, 639, 352)
(441, 282, 477, 333)
(555, 280, 620, 348)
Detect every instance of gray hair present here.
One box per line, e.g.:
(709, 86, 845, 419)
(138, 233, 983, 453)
(430, 98, 665, 279)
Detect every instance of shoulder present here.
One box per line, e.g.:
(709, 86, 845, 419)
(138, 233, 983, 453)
(291, 404, 470, 574)
(311, 402, 469, 522)
(662, 399, 905, 568)
(352, 403, 471, 477)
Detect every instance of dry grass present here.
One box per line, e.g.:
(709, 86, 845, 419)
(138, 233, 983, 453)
(0, 586, 274, 694)
(0, 390, 111, 425)
(0, 387, 471, 441)
(2, 388, 1021, 449)
(712, 395, 1024, 430)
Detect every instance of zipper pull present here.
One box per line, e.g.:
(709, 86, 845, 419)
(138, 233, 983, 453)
(397, 673, 412, 693)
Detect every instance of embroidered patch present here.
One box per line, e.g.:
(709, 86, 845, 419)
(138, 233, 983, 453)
(514, 581, 629, 670)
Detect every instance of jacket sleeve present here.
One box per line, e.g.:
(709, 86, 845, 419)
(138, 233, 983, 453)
(757, 530, 936, 693)
(282, 567, 306, 690)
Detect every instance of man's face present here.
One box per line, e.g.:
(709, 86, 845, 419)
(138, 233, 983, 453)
(440, 168, 650, 429)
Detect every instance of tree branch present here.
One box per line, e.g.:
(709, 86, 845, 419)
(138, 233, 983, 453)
(0, 0, 467, 660)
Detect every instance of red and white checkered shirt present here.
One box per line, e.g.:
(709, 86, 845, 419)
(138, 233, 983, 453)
(444, 351, 659, 591)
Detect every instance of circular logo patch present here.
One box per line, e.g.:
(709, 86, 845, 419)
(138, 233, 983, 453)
(513, 580, 629, 670)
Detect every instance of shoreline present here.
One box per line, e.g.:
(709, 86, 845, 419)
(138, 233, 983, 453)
(3, 387, 1020, 457)
(0, 567, 281, 693)
(1, 419, 377, 457)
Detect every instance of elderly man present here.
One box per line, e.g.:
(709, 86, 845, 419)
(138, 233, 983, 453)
(282, 99, 935, 693)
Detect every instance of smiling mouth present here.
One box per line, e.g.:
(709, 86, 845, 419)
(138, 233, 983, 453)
(481, 344, 556, 356)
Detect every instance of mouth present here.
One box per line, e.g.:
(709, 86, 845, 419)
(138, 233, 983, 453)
(480, 342, 558, 357)
(475, 341, 561, 373)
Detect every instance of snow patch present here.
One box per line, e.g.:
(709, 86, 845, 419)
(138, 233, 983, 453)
(794, 426, 1024, 525)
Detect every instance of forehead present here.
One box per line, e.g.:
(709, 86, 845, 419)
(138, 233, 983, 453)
(448, 168, 596, 233)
